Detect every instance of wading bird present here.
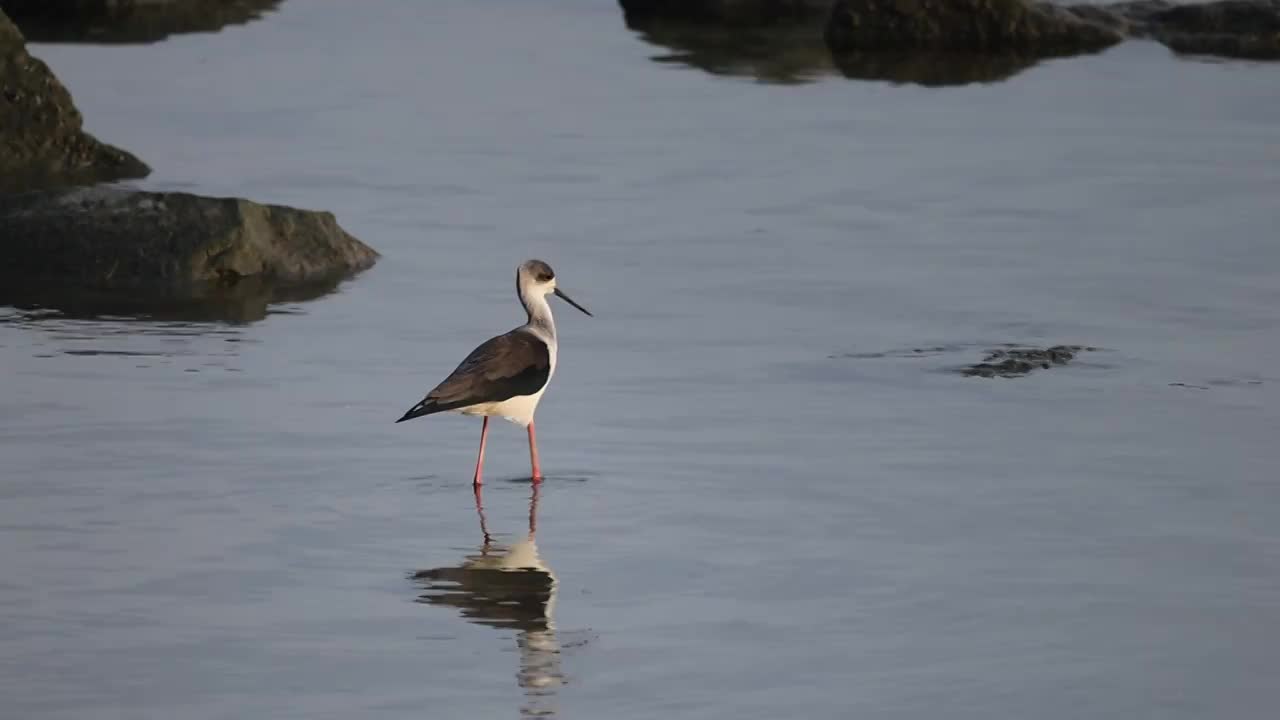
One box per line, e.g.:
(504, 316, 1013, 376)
(396, 260, 591, 484)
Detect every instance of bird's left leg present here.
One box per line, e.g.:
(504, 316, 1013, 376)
(527, 421, 542, 482)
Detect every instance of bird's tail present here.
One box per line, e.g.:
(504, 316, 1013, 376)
(395, 399, 438, 423)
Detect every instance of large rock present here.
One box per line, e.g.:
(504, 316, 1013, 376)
(0, 188, 379, 304)
(825, 0, 1124, 55)
(619, 0, 832, 24)
(0, 0, 282, 44)
(0, 9, 148, 191)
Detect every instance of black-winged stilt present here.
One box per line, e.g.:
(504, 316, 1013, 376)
(396, 259, 591, 484)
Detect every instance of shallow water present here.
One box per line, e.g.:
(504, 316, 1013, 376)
(3, 1, 1280, 718)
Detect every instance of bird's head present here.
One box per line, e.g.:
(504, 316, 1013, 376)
(517, 259, 591, 316)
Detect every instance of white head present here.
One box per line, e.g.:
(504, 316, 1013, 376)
(516, 259, 592, 319)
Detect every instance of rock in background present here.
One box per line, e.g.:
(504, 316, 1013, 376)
(0, 8, 149, 191)
(824, 0, 1124, 55)
(1, 188, 379, 299)
(0, 0, 283, 44)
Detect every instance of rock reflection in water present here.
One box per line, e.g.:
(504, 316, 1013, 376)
(831, 51, 1040, 87)
(0, 274, 351, 324)
(3, 0, 284, 44)
(627, 18, 836, 84)
(412, 484, 562, 718)
(624, 15, 1045, 86)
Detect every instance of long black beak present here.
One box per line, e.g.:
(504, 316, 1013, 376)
(554, 287, 592, 317)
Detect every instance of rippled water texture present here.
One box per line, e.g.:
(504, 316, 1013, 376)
(3, 1, 1280, 718)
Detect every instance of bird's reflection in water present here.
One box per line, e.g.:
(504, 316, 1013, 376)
(412, 483, 562, 718)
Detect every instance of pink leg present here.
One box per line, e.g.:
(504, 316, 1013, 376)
(473, 417, 489, 486)
(527, 421, 543, 482)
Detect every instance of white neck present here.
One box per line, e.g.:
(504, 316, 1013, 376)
(520, 287, 556, 341)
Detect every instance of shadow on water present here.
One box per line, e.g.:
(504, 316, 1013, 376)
(412, 483, 564, 718)
(0, 274, 351, 325)
(627, 18, 837, 85)
(831, 51, 1040, 87)
(623, 15, 1043, 86)
(5, 0, 283, 44)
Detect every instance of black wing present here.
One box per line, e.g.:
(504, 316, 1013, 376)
(395, 330, 550, 423)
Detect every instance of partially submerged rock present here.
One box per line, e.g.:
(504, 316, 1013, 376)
(0, 0, 283, 44)
(825, 0, 1124, 55)
(961, 345, 1095, 378)
(0, 8, 149, 191)
(0, 187, 379, 309)
(1068, 0, 1280, 59)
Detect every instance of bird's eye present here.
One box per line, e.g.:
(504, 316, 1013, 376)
(538, 273, 554, 282)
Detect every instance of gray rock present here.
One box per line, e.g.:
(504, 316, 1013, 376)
(825, 0, 1124, 55)
(0, 8, 149, 191)
(0, 0, 282, 44)
(0, 187, 379, 305)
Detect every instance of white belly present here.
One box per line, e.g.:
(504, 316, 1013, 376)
(461, 387, 547, 427)
(458, 327, 556, 427)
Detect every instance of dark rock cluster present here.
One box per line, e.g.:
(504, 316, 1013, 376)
(961, 345, 1096, 378)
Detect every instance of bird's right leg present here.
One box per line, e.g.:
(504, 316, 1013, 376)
(473, 416, 490, 486)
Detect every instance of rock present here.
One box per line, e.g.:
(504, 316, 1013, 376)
(960, 345, 1095, 378)
(0, 8, 149, 191)
(619, 0, 832, 25)
(0, 0, 283, 44)
(1067, 0, 1280, 59)
(0, 187, 379, 306)
(1147, 0, 1280, 59)
(825, 0, 1124, 55)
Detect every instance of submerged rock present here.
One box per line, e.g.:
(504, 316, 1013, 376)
(825, 0, 1124, 55)
(0, 9, 149, 191)
(961, 345, 1095, 378)
(0, 0, 283, 44)
(0, 187, 379, 307)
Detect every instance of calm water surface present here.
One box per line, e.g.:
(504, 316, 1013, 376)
(3, 1, 1280, 718)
